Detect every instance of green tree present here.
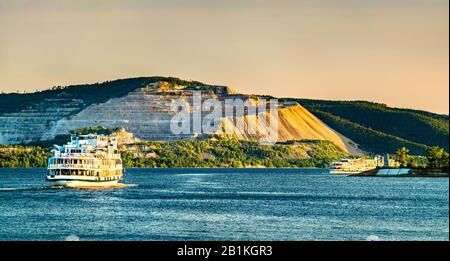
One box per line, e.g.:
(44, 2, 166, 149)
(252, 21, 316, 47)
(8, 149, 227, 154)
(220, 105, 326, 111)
(426, 146, 449, 169)
(395, 147, 410, 167)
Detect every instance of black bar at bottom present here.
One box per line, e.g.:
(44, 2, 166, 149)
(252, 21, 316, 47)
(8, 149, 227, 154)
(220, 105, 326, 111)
(0, 241, 448, 259)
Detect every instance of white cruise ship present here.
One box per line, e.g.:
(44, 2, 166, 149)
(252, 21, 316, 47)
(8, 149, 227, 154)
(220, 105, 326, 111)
(46, 134, 123, 188)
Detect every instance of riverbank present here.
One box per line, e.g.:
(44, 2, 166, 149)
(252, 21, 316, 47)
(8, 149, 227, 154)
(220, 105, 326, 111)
(1, 138, 347, 168)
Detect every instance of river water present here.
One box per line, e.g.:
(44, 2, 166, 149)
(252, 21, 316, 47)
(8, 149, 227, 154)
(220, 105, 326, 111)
(0, 168, 448, 240)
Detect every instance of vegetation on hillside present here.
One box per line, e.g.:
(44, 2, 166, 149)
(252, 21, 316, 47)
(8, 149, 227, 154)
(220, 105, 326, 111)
(121, 136, 347, 168)
(0, 137, 346, 168)
(71, 126, 118, 135)
(392, 145, 448, 169)
(404, 155, 429, 169)
(426, 146, 449, 169)
(1, 135, 447, 170)
(1, 136, 347, 168)
(308, 110, 429, 155)
(395, 147, 410, 168)
(293, 99, 449, 154)
(0, 145, 49, 168)
(305, 100, 447, 144)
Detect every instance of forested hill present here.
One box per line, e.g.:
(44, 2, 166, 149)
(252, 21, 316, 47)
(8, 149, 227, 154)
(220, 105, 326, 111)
(0, 77, 205, 115)
(0, 76, 448, 156)
(286, 99, 449, 155)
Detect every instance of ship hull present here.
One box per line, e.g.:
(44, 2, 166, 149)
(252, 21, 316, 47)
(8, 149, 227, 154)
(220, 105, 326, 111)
(46, 175, 122, 188)
(329, 170, 361, 175)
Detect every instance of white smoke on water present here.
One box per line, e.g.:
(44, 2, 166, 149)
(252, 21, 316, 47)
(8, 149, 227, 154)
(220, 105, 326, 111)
(65, 234, 80, 241)
(366, 235, 380, 241)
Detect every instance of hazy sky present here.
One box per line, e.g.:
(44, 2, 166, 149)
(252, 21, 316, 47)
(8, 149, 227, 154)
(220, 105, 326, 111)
(0, 0, 448, 113)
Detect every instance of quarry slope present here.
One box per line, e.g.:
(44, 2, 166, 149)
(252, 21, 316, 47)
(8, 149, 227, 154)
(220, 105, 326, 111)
(222, 104, 361, 153)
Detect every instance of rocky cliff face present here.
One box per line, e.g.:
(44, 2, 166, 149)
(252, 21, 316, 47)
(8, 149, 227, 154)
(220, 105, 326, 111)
(0, 79, 361, 153)
(0, 93, 85, 144)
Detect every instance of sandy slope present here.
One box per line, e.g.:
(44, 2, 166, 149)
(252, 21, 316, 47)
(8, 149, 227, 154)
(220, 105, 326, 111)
(222, 104, 362, 153)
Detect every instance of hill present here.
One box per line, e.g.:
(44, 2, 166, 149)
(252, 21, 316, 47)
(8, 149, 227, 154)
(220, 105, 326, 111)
(0, 77, 204, 115)
(0, 76, 448, 155)
(0, 77, 359, 153)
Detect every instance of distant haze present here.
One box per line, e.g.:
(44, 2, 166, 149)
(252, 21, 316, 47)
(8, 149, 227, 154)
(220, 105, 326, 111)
(0, 0, 448, 114)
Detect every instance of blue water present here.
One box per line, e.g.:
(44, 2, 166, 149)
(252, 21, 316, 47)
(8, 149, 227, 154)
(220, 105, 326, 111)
(0, 168, 448, 241)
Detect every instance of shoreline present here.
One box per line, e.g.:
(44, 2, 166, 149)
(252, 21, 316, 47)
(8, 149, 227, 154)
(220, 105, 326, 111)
(350, 168, 449, 177)
(0, 166, 326, 169)
(1, 167, 448, 178)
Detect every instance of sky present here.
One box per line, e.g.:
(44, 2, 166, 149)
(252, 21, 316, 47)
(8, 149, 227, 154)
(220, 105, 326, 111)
(0, 0, 448, 114)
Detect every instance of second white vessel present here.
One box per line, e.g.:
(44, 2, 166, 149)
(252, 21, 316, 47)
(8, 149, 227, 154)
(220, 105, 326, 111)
(329, 157, 381, 175)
